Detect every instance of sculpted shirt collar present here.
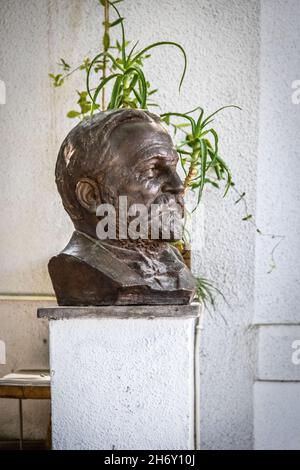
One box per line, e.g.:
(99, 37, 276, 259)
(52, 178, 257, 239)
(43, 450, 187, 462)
(75, 230, 186, 289)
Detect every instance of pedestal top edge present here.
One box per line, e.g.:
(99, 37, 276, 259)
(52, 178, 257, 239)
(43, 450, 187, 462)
(37, 302, 201, 320)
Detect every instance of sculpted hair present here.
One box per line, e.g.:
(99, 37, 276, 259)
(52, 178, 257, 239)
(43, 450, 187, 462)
(55, 109, 161, 221)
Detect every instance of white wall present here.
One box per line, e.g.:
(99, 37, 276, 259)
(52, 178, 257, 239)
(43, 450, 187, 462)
(191, 1, 260, 449)
(2, 0, 297, 450)
(254, 0, 300, 450)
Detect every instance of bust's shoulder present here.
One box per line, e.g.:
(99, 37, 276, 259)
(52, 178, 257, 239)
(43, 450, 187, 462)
(49, 231, 146, 286)
(48, 232, 147, 306)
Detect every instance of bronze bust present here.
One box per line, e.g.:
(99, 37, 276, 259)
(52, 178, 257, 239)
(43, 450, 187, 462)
(49, 109, 196, 305)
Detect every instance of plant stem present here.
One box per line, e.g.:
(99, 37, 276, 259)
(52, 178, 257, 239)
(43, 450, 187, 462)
(122, 75, 130, 107)
(102, 0, 110, 110)
(184, 149, 198, 191)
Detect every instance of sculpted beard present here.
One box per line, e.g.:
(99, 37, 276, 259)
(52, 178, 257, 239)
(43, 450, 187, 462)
(151, 193, 184, 241)
(96, 171, 184, 241)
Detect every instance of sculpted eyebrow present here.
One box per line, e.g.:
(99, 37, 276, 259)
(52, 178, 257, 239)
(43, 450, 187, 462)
(136, 155, 178, 170)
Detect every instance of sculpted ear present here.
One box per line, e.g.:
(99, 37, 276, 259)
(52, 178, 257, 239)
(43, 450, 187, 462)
(76, 178, 101, 214)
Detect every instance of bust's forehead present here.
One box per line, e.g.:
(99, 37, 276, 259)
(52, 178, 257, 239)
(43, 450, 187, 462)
(110, 119, 173, 156)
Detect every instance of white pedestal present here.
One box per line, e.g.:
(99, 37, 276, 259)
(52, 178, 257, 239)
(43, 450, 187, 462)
(38, 304, 200, 450)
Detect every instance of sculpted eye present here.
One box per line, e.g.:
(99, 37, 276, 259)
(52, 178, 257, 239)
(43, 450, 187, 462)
(142, 167, 157, 178)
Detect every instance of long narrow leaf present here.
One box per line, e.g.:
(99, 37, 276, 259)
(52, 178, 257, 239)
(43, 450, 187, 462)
(185, 106, 203, 115)
(123, 66, 147, 108)
(180, 156, 187, 176)
(160, 112, 195, 134)
(216, 154, 232, 196)
(202, 105, 241, 128)
(205, 129, 218, 159)
(127, 41, 139, 62)
(109, 1, 126, 64)
(91, 73, 121, 114)
(195, 139, 208, 208)
(108, 75, 123, 109)
(86, 51, 123, 101)
(131, 86, 142, 105)
(207, 148, 222, 180)
(195, 108, 204, 133)
(131, 41, 187, 91)
(177, 148, 192, 156)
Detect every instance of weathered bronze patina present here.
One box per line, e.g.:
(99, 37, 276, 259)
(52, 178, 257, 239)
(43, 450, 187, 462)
(49, 109, 196, 305)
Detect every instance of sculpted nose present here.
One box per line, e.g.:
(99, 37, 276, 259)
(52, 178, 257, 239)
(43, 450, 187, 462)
(162, 169, 184, 195)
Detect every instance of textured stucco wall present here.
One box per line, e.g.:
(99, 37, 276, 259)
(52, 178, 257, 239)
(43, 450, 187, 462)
(254, 0, 300, 450)
(0, 0, 261, 447)
(254, 382, 300, 450)
(255, 0, 300, 325)
(187, 0, 260, 449)
(50, 317, 196, 450)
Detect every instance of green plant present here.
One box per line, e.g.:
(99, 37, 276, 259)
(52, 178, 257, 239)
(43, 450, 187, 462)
(232, 185, 285, 274)
(195, 276, 228, 317)
(49, 0, 186, 117)
(87, 2, 186, 113)
(161, 106, 241, 209)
